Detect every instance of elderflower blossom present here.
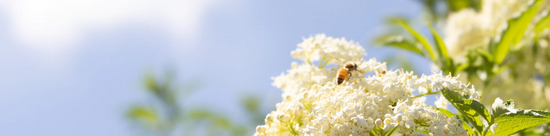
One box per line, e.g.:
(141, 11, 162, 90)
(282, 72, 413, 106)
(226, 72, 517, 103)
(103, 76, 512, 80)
(255, 34, 476, 135)
(290, 34, 365, 63)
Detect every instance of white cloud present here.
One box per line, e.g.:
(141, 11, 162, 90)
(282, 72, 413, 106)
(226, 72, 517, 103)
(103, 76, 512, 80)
(0, 0, 221, 61)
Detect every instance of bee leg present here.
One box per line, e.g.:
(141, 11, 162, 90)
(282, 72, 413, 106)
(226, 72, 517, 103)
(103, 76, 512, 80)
(348, 72, 352, 83)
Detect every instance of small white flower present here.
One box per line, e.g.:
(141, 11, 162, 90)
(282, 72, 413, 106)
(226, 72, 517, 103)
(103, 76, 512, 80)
(490, 123, 498, 134)
(375, 118, 383, 128)
(492, 97, 518, 119)
(395, 114, 403, 122)
(256, 125, 267, 133)
(434, 95, 450, 109)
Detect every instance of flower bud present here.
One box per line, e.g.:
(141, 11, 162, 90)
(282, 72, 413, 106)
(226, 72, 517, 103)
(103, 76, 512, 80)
(384, 113, 391, 119)
(265, 114, 273, 125)
(290, 49, 302, 59)
(384, 118, 391, 125)
(395, 114, 403, 122)
(285, 95, 293, 101)
(412, 111, 419, 119)
(367, 117, 374, 124)
(443, 127, 450, 134)
(276, 114, 291, 123)
(256, 125, 267, 133)
(277, 114, 285, 122)
(375, 118, 383, 128)
(320, 123, 329, 132)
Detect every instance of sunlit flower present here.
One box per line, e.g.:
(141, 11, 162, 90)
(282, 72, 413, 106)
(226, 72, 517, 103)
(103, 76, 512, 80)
(255, 34, 474, 135)
(435, 94, 450, 109)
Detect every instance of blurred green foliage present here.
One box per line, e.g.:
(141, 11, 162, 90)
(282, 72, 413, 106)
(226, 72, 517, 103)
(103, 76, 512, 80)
(416, 0, 481, 22)
(375, 0, 550, 135)
(127, 70, 271, 136)
(382, 55, 418, 74)
(375, 0, 483, 71)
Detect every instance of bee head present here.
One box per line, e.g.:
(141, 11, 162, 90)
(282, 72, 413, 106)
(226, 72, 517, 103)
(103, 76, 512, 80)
(344, 62, 357, 71)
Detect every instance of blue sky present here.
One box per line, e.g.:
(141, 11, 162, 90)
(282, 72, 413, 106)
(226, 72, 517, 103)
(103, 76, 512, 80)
(0, 0, 433, 135)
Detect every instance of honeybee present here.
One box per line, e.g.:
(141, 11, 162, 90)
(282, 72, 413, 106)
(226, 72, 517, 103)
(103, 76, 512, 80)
(336, 62, 359, 85)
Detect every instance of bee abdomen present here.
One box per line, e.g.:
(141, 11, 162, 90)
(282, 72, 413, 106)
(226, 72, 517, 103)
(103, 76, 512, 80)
(336, 69, 348, 85)
(337, 78, 344, 85)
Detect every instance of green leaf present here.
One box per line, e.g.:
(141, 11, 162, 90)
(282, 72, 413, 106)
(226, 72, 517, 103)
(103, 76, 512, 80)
(188, 109, 214, 119)
(493, 0, 545, 64)
(441, 88, 484, 131)
(462, 120, 476, 136)
(447, 0, 471, 11)
(188, 109, 234, 130)
(127, 106, 159, 126)
(437, 108, 456, 118)
(436, 108, 476, 135)
(241, 95, 260, 114)
(448, 0, 481, 12)
(486, 110, 550, 136)
(375, 34, 424, 56)
(460, 106, 485, 132)
(453, 100, 493, 123)
(428, 23, 451, 67)
(454, 63, 469, 74)
(385, 16, 410, 26)
(477, 49, 494, 62)
(535, 11, 550, 34)
(144, 73, 159, 92)
(399, 21, 437, 61)
(531, 110, 550, 116)
(382, 55, 419, 74)
(440, 88, 472, 102)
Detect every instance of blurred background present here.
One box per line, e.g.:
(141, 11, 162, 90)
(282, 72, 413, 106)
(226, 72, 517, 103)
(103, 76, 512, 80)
(0, 0, 437, 135)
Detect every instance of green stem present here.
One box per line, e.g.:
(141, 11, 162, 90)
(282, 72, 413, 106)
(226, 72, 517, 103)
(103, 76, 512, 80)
(412, 91, 440, 99)
(385, 126, 397, 136)
(318, 56, 326, 68)
(286, 122, 298, 135)
(481, 123, 492, 136)
(370, 130, 377, 135)
(318, 56, 332, 69)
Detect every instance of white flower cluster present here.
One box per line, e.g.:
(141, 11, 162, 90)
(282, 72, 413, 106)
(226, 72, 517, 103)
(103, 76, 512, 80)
(290, 34, 365, 64)
(256, 34, 477, 136)
(273, 34, 382, 97)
